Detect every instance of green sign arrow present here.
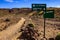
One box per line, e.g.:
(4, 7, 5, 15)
(43, 10, 54, 18)
(32, 4, 46, 11)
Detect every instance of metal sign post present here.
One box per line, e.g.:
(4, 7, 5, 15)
(32, 4, 54, 39)
(43, 8, 46, 39)
(43, 10, 54, 39)
(32, 4, 47, 39)
(43, 11, 46, 39)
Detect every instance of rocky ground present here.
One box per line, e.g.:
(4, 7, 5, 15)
(0, 8, 60, 40)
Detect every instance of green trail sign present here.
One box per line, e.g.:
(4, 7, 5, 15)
(32, 4, 46, 11)
(31, 4, 55, 38)
(43, 10, 54, 18)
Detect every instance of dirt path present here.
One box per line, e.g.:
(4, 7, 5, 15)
(0, 18, 25, 40)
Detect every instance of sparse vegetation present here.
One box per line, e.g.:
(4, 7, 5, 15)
(0, 8, 60, 40)
(55, 33, 60, 40)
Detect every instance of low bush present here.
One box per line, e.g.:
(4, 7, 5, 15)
(55, 32, 60, 40)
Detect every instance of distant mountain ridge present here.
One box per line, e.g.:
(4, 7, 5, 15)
(0, 8, 60, 17)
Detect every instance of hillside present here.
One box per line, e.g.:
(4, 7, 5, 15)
(0, 8, 60, 40)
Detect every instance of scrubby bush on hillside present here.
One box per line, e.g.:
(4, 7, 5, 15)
(55, 32, 60, 40)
